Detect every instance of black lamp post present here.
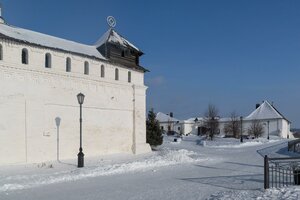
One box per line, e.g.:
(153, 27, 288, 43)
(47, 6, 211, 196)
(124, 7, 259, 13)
(240, 116, 243, 143)
(77, 93, 85, 168)
(194, 118, 199, 135)
(267, 120, 270, 140)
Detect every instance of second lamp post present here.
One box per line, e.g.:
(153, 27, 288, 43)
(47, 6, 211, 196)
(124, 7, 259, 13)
(240, 116, 243, 143)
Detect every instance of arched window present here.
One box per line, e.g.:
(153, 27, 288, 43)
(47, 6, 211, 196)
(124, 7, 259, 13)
(22, 48, 29, 64)
(45, 53, 52, 68)
(128, 71, 131, 83)
(115, 68, 119, 80)
(101, 65, 105, 78)
(66, 57, 71, 72)
(84, 61, 89, 75)
(0, 44, 2, 60)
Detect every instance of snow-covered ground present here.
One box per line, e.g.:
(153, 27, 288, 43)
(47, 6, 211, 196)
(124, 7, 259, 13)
(209, 186, 300, 200)
(199, 136, 281, 148)
(0, 135, 298, 200)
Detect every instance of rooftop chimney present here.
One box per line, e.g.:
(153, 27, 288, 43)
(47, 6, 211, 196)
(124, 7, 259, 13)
(256, 104, 260, 109)
(170, 112, 173, 118)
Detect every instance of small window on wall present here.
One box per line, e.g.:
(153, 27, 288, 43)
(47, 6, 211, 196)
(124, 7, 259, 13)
(22, 48, 29, 64)
(121, 50, 125, 57)
(128, 71, 131, 83)
(115, 68, 119, 80)
(178, 127, 181, 131)
(168, 126, 171, 131)
(161, 126, 164, 130)
(84, 61, 89, 75)
(66, 57, 71, 72)
(0, 44, 3, 60)
(101, 65, 105, 78)
(45, 53, 52, 68)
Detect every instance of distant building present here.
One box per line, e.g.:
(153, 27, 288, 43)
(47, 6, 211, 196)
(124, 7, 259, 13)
(218, 101, 292, 138)
(0, 8, 151, 165)
(158, 101, 292, 138)
(156, 112, 181, 135)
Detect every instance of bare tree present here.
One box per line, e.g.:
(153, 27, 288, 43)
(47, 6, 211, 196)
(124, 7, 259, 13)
(247, 120, 264, 138)
(223, 112, 241, 138)
(203, 104, 219, 140)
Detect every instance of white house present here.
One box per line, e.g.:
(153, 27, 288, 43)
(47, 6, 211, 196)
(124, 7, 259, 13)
(244, 101, 292, 138)
(0, 8, 151, 165)
(180, 117, 205, 136)
(168, 101, 292, 138)
(218, 101, 292, 138)
(156, 112, 182, 134)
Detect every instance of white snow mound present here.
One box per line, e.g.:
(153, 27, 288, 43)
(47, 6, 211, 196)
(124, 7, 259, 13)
(208, 187, 300, 200)
(204, 138, 279, 148)
(0, 149, 205, 192)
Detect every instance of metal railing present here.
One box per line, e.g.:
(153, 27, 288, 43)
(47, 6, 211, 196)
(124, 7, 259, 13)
(264, 155, 300, 189)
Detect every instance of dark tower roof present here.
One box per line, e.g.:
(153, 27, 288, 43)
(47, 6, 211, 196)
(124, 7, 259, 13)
(94, 29, 144, 56)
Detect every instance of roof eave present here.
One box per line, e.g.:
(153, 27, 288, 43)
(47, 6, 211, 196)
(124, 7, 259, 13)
(0, 34, 108, 62)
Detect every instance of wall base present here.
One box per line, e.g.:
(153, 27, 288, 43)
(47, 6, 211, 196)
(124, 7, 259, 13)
(132, 143, 152, 155)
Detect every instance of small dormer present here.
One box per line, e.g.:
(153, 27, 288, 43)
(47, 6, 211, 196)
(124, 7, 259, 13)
(94, 29, 146, 72)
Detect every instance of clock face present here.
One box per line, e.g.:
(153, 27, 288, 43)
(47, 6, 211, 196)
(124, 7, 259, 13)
(107, 16, 116, 28)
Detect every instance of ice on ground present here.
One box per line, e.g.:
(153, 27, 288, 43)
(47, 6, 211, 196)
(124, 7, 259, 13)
(0, 148, 206, 193)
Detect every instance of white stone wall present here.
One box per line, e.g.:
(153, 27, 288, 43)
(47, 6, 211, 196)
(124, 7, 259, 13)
(181, 122, 195, 135)
(0, 39, 144, 86)
(0, 40, 150, 165)
(159, 122, 171, 132)
(279, 119, 292, 138)
(159, 121, 181, 134)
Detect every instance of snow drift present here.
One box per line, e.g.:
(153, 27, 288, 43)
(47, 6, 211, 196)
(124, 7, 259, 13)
(0, 149, 205, 192)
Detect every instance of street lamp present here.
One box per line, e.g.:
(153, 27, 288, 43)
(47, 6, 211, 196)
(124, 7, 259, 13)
(240, 116, 243, 143)
(194, 118, 199, 135)
(267, 120, 270, 140)
(77, 93, 85, 168)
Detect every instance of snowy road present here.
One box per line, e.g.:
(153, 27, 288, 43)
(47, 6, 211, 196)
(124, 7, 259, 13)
(0, 136, 296, 200)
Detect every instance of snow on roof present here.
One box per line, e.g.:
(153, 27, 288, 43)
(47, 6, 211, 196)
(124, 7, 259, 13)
(183, 117, 239, 123)
(94, 29, 140, 52)
(156, 112, 179, 122)
(219, 118, 234, 122)
(245, 101, 285, 121)
(186, 117, 204, 122)
(0, 23, 106, 60)
(93, 29, 111, 48)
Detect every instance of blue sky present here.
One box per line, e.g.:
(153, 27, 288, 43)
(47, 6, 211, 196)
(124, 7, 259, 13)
(2, 0, 300, 127)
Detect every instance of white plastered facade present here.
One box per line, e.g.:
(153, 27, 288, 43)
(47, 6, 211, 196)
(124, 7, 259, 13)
(0, 34, 151, 165)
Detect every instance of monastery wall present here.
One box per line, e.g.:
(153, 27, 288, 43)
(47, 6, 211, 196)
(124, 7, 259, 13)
(0, 40, 151, 165)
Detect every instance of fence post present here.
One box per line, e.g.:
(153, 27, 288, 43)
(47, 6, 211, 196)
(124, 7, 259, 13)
(264, 155, 269, 189)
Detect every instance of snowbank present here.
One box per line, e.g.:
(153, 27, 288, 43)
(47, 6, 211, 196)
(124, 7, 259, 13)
(0, 149, 205, 193)
(202, 137, 281, 148)
(208, 186, 300, 200)
(259, 187, 300, 200)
